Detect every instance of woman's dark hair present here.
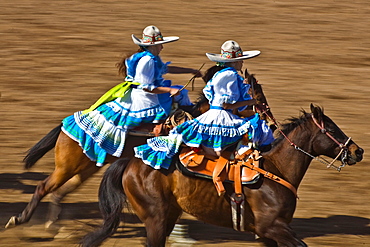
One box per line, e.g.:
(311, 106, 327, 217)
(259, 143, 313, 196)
(202, 65, 225, 83)
(116, 47, 146, 77)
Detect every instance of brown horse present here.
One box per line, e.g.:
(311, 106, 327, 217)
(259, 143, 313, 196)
(4, 109, 196, 229)
(5, 70, 272, 229)
(81, 105, 363, 247)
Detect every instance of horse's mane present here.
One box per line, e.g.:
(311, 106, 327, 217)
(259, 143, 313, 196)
(193, 92, 207, 106)
(272, 109, 311, 144)
(202, 65, 224, 83)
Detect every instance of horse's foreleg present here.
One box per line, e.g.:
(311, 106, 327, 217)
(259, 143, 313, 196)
(45, 165, 100, 228)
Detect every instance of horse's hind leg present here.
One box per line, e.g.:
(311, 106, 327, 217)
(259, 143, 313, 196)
(6, 138, 92, 228)
(45, 165, 100, 228)
(5, 167, 76, 228)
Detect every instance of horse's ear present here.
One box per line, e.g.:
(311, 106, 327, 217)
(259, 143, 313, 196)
(244, 68, 250, 78)
(310, 103, 323, 121)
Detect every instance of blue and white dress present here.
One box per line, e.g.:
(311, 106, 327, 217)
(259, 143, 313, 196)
(61, 51, 192, 166)
(134, 67, 274, 170)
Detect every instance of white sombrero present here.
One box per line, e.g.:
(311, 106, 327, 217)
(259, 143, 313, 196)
(132, 25, 179, 46)
(206, 40, 260, 62)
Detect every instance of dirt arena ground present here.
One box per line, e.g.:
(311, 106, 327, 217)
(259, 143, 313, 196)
(1, 0, 369, 246)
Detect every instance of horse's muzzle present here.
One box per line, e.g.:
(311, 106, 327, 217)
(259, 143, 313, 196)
(345, 145, 364, 165)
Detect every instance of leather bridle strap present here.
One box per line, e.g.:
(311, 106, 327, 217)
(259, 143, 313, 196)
(310, 114, 347, 148)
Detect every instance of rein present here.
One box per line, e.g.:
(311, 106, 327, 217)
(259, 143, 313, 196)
(171, 63, 205, 97)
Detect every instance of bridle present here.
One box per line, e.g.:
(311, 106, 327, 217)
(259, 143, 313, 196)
(310, 114, 351, 170)
(259, 105, 351, 171)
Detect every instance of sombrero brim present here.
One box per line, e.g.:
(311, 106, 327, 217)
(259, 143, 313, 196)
(132, 34, 179, 46)
(206, 50, 261, 62)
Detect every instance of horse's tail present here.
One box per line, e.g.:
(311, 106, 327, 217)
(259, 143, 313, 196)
(80, 158, 129, 247)
(24, 124, 62, 169)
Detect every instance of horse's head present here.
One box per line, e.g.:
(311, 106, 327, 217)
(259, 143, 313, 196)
(244, 69, 277, 132)
(309, 104, 364, 167)
(245, 69, 267, 106)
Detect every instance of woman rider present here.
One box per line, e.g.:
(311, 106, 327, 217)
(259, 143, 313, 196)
(61, 25, 201, 167)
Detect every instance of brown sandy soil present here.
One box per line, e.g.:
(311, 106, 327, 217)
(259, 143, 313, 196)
(0, 0, 369, 246)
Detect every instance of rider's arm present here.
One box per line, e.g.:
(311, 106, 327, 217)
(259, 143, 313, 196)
(223, 99, 257, 110)
(167, 66, 202, 77)
(144, 87, 179, 96)
(136, 57, 180, 96)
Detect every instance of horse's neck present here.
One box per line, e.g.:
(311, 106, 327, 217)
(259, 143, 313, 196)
(264, 127, 313, 188)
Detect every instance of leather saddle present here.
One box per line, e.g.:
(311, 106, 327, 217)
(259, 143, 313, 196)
(177, 146, 262, 196)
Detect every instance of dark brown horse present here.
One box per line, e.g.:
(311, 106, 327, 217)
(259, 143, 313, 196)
(5, 70, 272, 229)
(81, 105, 363, 247)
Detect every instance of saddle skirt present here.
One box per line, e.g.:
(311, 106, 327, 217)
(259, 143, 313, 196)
(178, 146, 262, 196)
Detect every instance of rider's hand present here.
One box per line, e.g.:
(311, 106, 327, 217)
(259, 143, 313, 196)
(170, 88, 180, 97)
(255, 103, 268, 113)
(250, 99, 257, 105)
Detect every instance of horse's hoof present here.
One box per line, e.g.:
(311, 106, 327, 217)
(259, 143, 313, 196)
(44, 220, 59, 230)
(45, 220, 55, 229)
(169, 224, 197, 244)
(5, 216, 17, 228)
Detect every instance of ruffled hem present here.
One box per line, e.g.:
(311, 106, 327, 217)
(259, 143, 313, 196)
(134, 134, 183, 169)
(73, 110, 127, 157)
(101, 100, 168, 127)
(135, 145, 173, 170)
(61, 91, 171, 166)
(62, 116, 108, 166)
(171, 109, 253, 138)
(171, 120, 245, 151)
